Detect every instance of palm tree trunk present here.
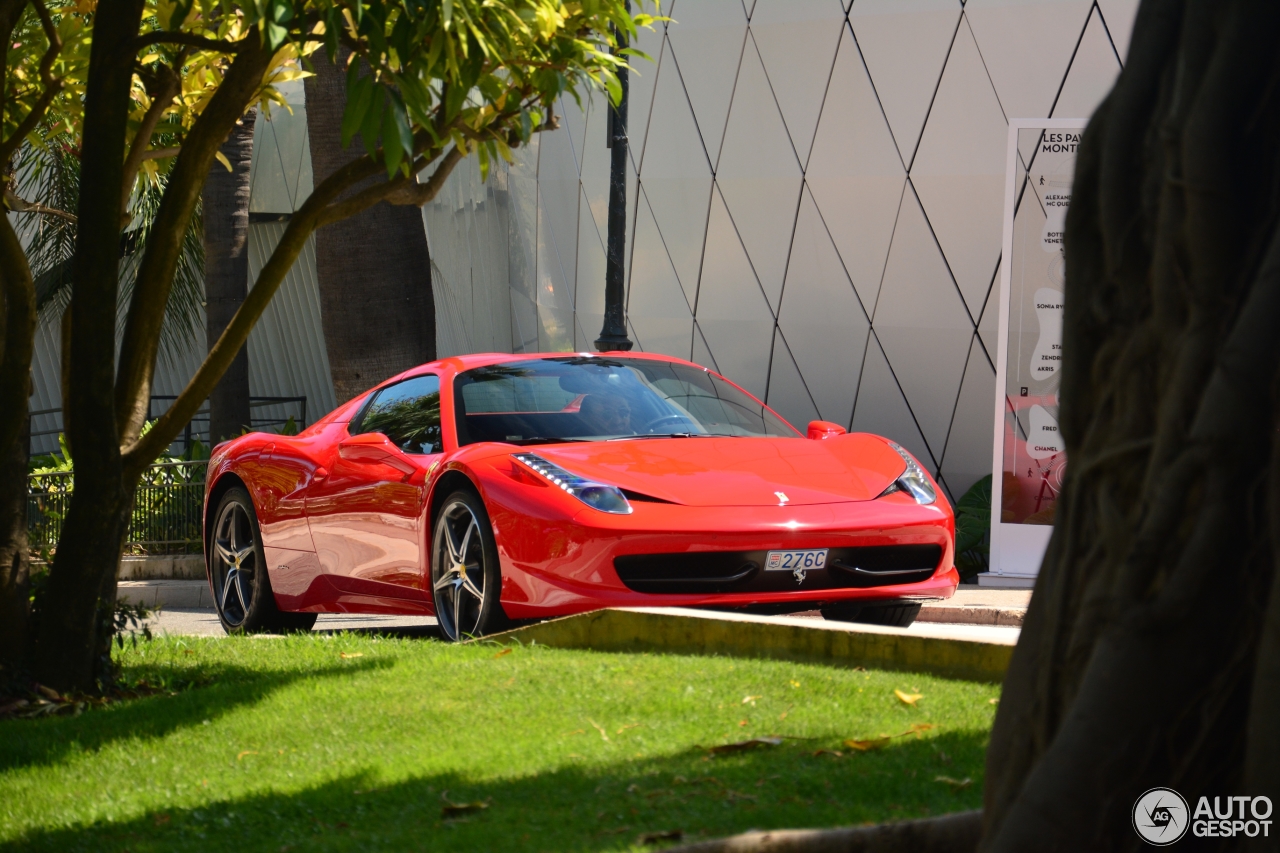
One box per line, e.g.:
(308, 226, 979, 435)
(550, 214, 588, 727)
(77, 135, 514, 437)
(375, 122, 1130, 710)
(204, 111, 255, 443)
(303, 54, 435, 405)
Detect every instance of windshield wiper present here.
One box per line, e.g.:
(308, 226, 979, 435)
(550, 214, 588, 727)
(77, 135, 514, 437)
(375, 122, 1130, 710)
(607, 432, 730, 441)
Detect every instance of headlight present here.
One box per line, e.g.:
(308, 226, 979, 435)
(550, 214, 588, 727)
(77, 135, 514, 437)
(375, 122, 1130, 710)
(512, 452, 633, 514)
(878, 442, 936, 505)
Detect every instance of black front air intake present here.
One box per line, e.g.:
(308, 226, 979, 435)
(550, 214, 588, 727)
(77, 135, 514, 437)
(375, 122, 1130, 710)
(614, 544, 943, 594)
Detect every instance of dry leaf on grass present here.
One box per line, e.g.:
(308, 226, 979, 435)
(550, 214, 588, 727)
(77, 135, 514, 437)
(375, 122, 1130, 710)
(844, 723, 934, 751)
(236, 750, 258, 760)
(588, 719, 610, 741)
(493, 648, 512, 658)
(639, 829, 684, 845)
(894, 689, 923, 706)
(741, 695, 762, 705)
(935, 776, 973, 791)
(617, 723, 641, 734)
(812, 749, 844, 758)
(706, 736, 784, 755)
(440, 791, 491, 818)
(844, 736, 892, 752)
(339, 652, 363, 659)
(989, 698, 999, 705)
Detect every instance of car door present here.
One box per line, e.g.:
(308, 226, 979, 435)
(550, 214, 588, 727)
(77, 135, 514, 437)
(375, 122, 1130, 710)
(305, 374, 443, 600)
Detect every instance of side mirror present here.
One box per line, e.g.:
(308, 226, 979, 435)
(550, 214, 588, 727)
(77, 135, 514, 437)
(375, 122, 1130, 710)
(807, 420, 847, 440)
(338, 432, 417, 477)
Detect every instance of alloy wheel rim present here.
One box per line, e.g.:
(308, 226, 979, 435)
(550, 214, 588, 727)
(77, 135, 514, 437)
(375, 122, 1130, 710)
(433, 501, 486, 641)
(213, 502, 257, 626)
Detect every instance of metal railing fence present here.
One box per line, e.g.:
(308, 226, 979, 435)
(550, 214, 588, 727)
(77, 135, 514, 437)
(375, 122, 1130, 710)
(28, 460, 208, 555)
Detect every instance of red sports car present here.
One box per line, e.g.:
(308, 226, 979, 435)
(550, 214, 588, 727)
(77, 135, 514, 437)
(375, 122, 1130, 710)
(203, 352, 958, 639)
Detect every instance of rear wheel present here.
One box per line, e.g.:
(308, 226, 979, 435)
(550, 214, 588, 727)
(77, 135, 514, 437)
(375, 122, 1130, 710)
(430, 489, 509, 641)
(209, 487, 317, 634)
(820, 602, 922, 628)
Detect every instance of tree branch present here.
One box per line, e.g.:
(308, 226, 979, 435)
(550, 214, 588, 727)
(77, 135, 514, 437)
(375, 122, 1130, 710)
(121, 149, 388, 470)
(383, 144, 465, 207)
(131, 30, 245, 54)
(3, 186, 77, 222)
(0, 0, 63, 166)
(120, 63, 182, 222)
(112, 35, 273, 447)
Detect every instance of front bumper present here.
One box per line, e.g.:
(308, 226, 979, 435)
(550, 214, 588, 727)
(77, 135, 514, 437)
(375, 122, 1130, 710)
(490, 491, 957, 618)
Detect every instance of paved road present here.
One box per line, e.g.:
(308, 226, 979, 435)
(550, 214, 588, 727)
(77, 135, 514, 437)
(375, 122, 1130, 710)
(146, 607, 1019, 644)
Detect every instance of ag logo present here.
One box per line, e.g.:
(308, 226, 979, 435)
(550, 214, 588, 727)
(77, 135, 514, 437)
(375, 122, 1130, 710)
(1133, 788, 1190, 846)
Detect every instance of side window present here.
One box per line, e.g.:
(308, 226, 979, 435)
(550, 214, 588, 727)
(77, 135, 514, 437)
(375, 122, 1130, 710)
(354, 375, 442, 454)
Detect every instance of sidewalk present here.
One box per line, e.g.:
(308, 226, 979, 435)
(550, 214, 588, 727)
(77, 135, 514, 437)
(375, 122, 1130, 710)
(122, 582, 1032, 631)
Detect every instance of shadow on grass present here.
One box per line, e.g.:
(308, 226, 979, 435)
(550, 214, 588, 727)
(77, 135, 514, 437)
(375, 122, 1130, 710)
(3, 730, 988, 853)
(0, 657, 393, 772)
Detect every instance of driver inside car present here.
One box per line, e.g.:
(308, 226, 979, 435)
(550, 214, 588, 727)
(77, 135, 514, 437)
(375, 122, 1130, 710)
(579, 393, 634, 436)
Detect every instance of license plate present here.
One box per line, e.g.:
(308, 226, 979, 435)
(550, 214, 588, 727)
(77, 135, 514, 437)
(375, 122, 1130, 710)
(765, 549, 828, 571)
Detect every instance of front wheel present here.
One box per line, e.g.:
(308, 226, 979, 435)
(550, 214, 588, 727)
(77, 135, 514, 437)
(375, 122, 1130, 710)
(209, 487, 317, 635)
(430, 489, 509, 641)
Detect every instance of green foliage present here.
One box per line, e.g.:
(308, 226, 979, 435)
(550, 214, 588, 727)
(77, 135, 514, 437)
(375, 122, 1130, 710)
(12, 139, 207, 370)
(954, 475, 991, 581)
(0, 636, 997, 849)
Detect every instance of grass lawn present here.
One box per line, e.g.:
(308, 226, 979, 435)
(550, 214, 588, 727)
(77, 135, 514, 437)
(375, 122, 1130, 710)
(0, 633, 999, 852)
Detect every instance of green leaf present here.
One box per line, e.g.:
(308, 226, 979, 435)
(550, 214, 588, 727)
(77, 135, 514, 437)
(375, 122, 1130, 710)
(476, 140, 489, 182)
(442, 0, 453, 28)
(382, 92, 412, 178)
(264, 19, 288, 50)
(361, 85, 386, 157)
(341, 72, 374, 150)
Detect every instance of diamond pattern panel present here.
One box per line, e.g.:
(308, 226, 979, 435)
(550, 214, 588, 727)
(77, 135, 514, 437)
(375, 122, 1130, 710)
(638, 42, 715, 308)
(807, 22, 907, 312)
(716, 32, 804, 313)
(939, 334, 996, 499)
(766, 329, 822, 430)
(1097, 0, 1140, 63)
(777, 186, 870, 427)
(694, 186, 776, 398)
(1052, 6, 1121, 119)
(663, 0, 748, 169)
(749, 0, 847, 167)
(964, 0, 1093, 121)
(628, 188, 694, 359)
(872, 184, 974, 458)
(851, 332, 935, 474)
(910, 16, 1008, 320)
(848, 0, 961, 167)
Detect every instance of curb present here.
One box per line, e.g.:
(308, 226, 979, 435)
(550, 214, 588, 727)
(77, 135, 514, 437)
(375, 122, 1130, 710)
(118, 580, 212, 609)
(919, 605, 1025, 627)
(487, 606, 1014, 683)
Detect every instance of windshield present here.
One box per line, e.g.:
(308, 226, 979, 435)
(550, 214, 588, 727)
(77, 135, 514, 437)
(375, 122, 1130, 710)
(453, 357, 799, 446)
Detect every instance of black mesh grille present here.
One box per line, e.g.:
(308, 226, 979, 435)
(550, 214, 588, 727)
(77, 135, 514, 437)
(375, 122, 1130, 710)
(614, 545, 943, 594)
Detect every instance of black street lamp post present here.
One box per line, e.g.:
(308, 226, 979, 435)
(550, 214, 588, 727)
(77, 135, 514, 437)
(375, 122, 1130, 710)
(594, 4, 634, 353)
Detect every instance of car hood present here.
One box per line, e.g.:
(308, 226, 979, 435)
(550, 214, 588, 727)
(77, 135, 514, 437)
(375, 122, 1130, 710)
(532, 435, 907, 507)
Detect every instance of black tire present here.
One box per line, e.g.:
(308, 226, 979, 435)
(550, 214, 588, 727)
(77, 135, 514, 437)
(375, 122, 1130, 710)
(820, 602, 922, 628)
(430, 488, 510, 641)
(209, 487, 317, 634)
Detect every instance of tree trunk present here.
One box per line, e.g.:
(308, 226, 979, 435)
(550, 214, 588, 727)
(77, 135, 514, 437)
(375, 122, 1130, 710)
(204, 111, 256, 443)
(31, 0, 145, 694)
(0, 414, 29, 671)
(0, 207, 37, 674)
(303, 54, 435, 405)
(979, 1, 1280, 849)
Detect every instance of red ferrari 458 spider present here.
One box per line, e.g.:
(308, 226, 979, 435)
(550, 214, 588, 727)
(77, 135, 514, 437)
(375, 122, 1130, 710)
(202, 352, 958, 639)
